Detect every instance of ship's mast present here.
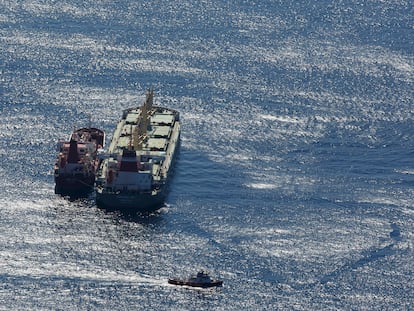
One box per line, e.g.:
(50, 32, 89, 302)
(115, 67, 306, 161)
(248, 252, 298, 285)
(133, 89, 153, 150)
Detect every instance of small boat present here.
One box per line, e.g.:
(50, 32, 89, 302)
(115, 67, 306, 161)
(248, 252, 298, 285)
(168, 271, 223, 288)
(54, 127, 105, 195)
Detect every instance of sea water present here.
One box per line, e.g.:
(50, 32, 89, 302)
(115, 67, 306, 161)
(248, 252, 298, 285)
(0, 0, 413, 309)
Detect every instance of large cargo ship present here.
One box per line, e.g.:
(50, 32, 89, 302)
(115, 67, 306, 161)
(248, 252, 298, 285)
(54, 127, 105, 195)
(95, 90, 180, 213)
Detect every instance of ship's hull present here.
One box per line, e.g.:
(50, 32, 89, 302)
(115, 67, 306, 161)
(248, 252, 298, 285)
(96, 189, 166, 214)
(95, 143, 179, 214)
(95, 148, 179, 214)
(168, 279, 223, 288)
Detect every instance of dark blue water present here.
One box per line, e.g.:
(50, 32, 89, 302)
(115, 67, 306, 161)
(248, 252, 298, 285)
(1, 1, 413, 309)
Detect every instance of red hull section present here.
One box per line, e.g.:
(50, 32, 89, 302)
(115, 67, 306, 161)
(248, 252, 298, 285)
(54, 127, 104, 196)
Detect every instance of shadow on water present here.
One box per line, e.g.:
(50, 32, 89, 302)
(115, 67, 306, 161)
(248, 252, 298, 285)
(55, 183, 168, 225)
(319, 223, 404, 286)
(55, 191, 95, 202)
(106, 207, 168, 225)
(319, 244, 396, 285)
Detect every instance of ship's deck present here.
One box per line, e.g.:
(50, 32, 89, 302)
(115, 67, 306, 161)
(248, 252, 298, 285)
(105, 106, 180, 182)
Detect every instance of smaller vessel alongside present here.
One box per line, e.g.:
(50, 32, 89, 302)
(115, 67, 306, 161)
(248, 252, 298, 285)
(54, 127, 105, 195)
(168, 271, 223, 288)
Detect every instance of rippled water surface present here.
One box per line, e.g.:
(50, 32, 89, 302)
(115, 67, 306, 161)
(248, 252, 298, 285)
(1, 0, 414, 309)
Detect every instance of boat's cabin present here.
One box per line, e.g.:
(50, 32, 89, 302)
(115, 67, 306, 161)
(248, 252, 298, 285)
(192, 271, 211, 282)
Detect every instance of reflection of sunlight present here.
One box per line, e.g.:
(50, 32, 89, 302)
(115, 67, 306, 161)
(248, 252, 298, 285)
(245, 183, 277, 189)
(259, 114, 302, 124)
(1, 0, 413, 308)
